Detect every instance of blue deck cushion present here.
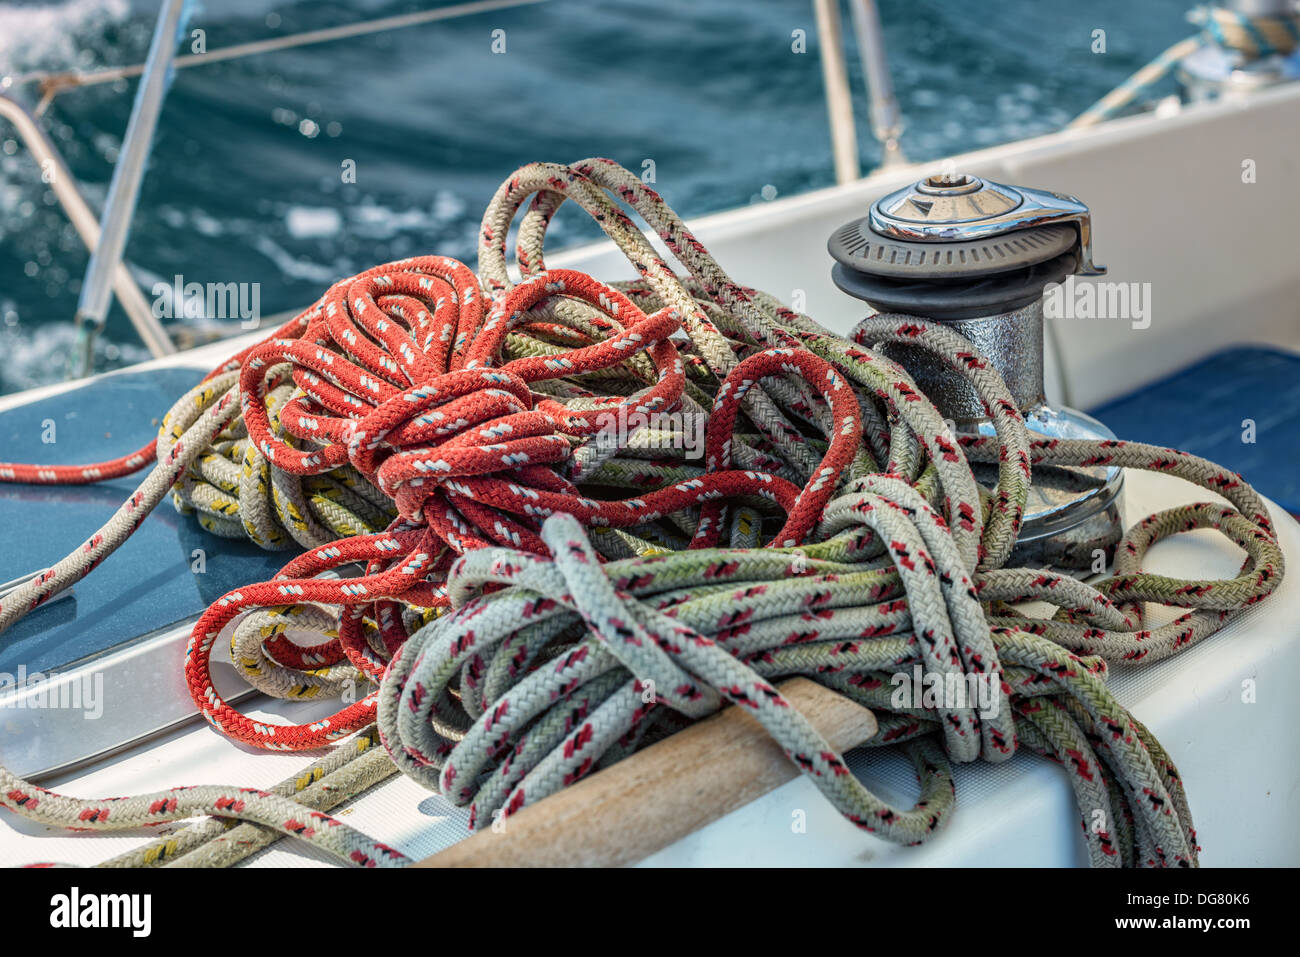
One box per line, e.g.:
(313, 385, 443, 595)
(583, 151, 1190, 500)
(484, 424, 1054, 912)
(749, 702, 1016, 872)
(0, 366, 286, 675)
(1089, 346, 1300, 517)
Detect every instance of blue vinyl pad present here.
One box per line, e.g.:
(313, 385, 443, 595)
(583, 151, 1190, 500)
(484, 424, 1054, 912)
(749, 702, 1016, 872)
(0, 367, 287, 674)
(1089, 346, 1300, 517)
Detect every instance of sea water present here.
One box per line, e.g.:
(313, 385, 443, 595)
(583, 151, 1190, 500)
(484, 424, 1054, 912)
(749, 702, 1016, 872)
(0, 0, 1193, 395)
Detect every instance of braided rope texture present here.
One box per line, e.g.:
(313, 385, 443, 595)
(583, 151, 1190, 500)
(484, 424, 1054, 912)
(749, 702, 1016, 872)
(0, 158, 1285, 868)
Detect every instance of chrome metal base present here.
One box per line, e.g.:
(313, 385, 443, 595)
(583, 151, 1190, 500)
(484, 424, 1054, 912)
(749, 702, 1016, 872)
(873, 300, 1047, 420)
(865, 299, 1125, 570)
(964, 405, 1125, 571)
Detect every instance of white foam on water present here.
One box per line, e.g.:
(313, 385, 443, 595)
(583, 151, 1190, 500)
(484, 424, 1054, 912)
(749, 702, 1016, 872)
(0, 0, 128, 74)
(0, 318, 149, 393)
(285, 206, 343, 240)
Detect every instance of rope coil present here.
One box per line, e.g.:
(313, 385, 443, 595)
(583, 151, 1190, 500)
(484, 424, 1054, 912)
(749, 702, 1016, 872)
(0, 158, 1284, 868)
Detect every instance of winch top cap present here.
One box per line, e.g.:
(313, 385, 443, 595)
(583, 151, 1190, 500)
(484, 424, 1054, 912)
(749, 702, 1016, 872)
(871, 174, 1025, 231)
(827, 171, 1105, 282)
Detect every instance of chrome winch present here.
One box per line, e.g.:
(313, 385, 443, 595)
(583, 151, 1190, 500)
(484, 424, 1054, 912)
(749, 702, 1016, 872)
(828, 172, 1124, 570)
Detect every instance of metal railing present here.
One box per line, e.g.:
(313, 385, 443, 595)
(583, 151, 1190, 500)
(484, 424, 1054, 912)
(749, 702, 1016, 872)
(72, 0, 186, 372)
(847, 0, 906, 168)
(0, 0, 903, 368)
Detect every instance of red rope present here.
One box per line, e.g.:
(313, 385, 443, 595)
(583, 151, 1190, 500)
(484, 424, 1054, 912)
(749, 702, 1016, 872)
(3, 254, 860, 752)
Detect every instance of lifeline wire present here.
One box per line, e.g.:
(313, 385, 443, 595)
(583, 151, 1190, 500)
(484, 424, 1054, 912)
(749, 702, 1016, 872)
(0, 159, 1283, 868)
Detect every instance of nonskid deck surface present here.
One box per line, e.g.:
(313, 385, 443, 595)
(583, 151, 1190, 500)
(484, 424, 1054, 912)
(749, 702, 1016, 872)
(1, 470, 1296, 867)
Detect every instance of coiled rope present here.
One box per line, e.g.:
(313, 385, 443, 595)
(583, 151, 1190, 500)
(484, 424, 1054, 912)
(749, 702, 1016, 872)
(1068, 4, 1300, 129)
(0, 159, 1284, 868)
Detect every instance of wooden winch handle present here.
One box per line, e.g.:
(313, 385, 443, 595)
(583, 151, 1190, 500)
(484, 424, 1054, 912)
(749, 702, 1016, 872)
(417, 677, 876, 868)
